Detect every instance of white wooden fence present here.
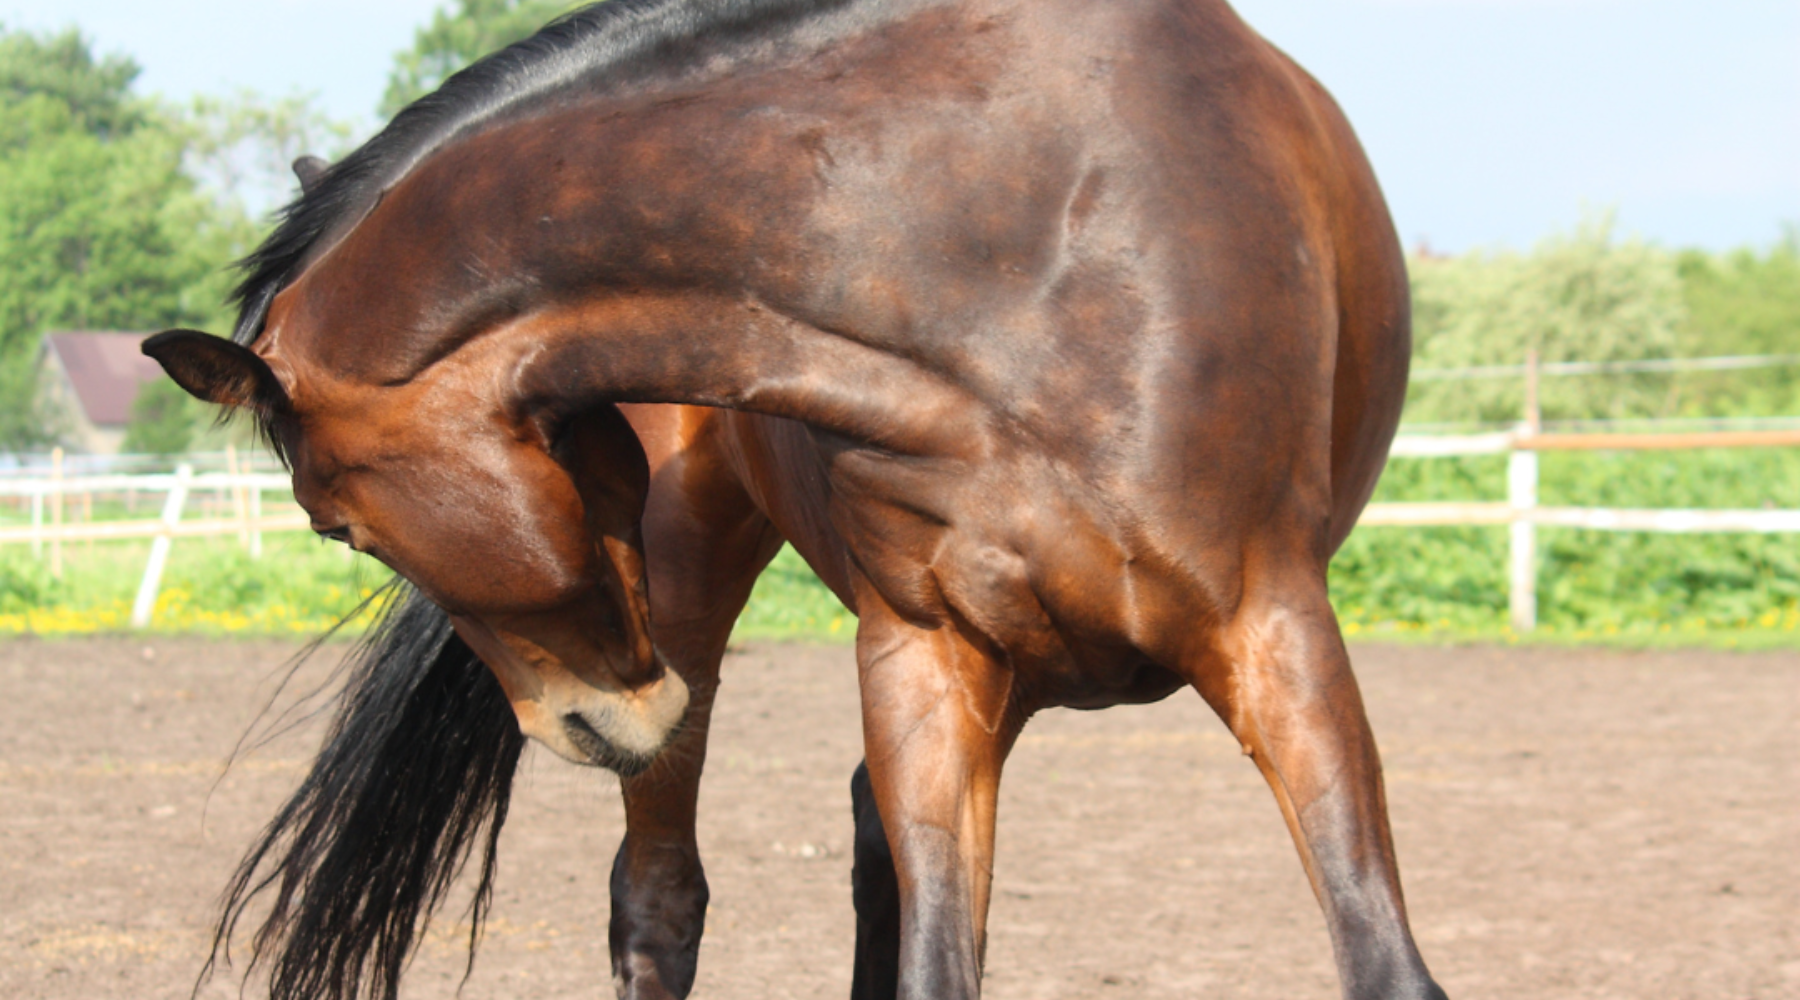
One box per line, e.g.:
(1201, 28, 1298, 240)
(1363, 428, 1800, 631)
(0, 450, 307, 628)
(2, 429, 1798, 631)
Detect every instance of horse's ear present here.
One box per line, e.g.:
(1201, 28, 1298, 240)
(293, 155, 329, 195)
(142, 330, 288, 414)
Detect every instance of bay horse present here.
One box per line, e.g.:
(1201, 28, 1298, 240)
(146, 0, 1445, 997)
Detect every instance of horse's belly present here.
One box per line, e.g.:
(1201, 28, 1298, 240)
(825, 448, 1183, 711)
(934, 528, 1190, 711)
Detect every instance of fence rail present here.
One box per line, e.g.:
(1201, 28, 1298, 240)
(1410, 351, 1800, 381)
(1365, 427, 1800, 631)
(0, 512, 310, 544)
(2, 428, 1797, 631)
(0, 454, 309, 628)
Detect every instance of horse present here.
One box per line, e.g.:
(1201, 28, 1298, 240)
(146, 0, 1444, 998)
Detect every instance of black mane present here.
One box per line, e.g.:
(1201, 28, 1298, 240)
(229, 0, 863, 346)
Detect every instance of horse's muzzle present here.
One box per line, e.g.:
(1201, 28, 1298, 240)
(562, 711, 660, 776)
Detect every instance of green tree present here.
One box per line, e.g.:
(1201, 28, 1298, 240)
(0, 24, 143, 136)
(121, 376, 202, 454)
(1406, 212, 1688, 425)
(0, 97, 216, 343)
(380, 0, 589, 118)
(1670, 228, 1800, 416)
(0, 351, 60, 449)
(0, 26, 249, 450)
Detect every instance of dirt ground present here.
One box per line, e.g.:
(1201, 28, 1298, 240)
(1, 637, 1795, 1000)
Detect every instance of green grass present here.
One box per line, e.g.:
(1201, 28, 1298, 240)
(732, 545, 853, 641)
(0, 534, 394, 635)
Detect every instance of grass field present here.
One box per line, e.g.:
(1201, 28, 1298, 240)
(0, 533, 393, 635)
(0, 447, 1795, 646)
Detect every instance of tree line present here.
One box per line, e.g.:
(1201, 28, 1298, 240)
(1, 0, 1795, 454)
(1408, 215, 1800, 425)
(0, 1, 585, 453)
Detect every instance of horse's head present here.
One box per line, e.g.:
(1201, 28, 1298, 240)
(143, 308, 688, 776)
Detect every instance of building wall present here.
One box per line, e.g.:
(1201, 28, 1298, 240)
(39, 351, 125, 454)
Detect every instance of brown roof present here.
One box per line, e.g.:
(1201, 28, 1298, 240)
(44, 332, 166, 427)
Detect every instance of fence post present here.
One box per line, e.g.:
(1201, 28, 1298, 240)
(1507, 442, 1538, 632)
(1509, 350, 1542, 632)
(249, 483, 263, 560)
(132, 464, 193, 629)
(50, 447, 64, 579)
(227, 444, 251, 548)
(29, 484, 42, 558)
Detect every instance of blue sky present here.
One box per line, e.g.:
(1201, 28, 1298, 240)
(5, 0, 1796, 252)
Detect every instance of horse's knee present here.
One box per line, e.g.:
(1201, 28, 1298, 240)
(850, 761, 900, 1000)
(609, 835, 709, 1000)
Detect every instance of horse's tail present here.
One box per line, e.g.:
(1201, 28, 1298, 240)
(204, 584, 525, 1000)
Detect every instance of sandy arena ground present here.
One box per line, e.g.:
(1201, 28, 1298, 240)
(1, 637, 1795, 999)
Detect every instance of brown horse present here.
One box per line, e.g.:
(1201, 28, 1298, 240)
(147, 0, 1443, 997)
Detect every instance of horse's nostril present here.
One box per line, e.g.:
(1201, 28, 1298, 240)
(594, 597, 623, 639)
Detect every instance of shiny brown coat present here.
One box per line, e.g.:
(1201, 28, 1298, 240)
(147, 1, 1444, 997)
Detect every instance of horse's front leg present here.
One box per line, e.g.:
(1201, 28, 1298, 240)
(609, 403, 785, 998)
(1192, 579, 1448, 1000)
(854, 595, 1021, 1000)
(610, 674, 718, 1000)
(609, 570, 770, 998)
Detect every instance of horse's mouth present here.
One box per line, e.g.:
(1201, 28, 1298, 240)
(561, 711, 661, 777)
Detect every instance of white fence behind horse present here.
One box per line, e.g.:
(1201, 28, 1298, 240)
(0, 450, 307, 628)
(1, 432, 1797, 631)
(1365, 428, 1800, 631)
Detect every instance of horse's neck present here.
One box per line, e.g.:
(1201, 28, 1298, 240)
(436, 94, 986, 458)
(292, 32, 1008, 460)
(505, 287, 980, 458)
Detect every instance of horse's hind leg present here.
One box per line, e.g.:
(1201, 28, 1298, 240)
(850, 760, 901, 1000)
(1189, 580, 1448, 1000)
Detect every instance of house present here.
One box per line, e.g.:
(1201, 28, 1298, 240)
(39, 331, 166, 454)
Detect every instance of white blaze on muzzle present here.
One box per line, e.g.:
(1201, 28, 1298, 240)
(451, 616, 690, 775)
